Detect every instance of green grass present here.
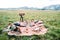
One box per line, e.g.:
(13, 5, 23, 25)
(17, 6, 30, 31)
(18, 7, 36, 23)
(0, 10, 60, 40)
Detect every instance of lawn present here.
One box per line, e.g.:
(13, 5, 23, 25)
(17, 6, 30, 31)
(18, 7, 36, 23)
(0, 10, 60, 40)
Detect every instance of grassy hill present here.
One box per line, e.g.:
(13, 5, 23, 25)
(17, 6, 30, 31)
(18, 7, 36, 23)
(0, 10, 60, 40)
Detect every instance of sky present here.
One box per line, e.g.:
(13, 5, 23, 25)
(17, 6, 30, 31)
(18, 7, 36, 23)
(0, 0, 60, 8)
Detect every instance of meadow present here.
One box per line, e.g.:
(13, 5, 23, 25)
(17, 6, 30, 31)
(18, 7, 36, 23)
(0, 10, 60, 40)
